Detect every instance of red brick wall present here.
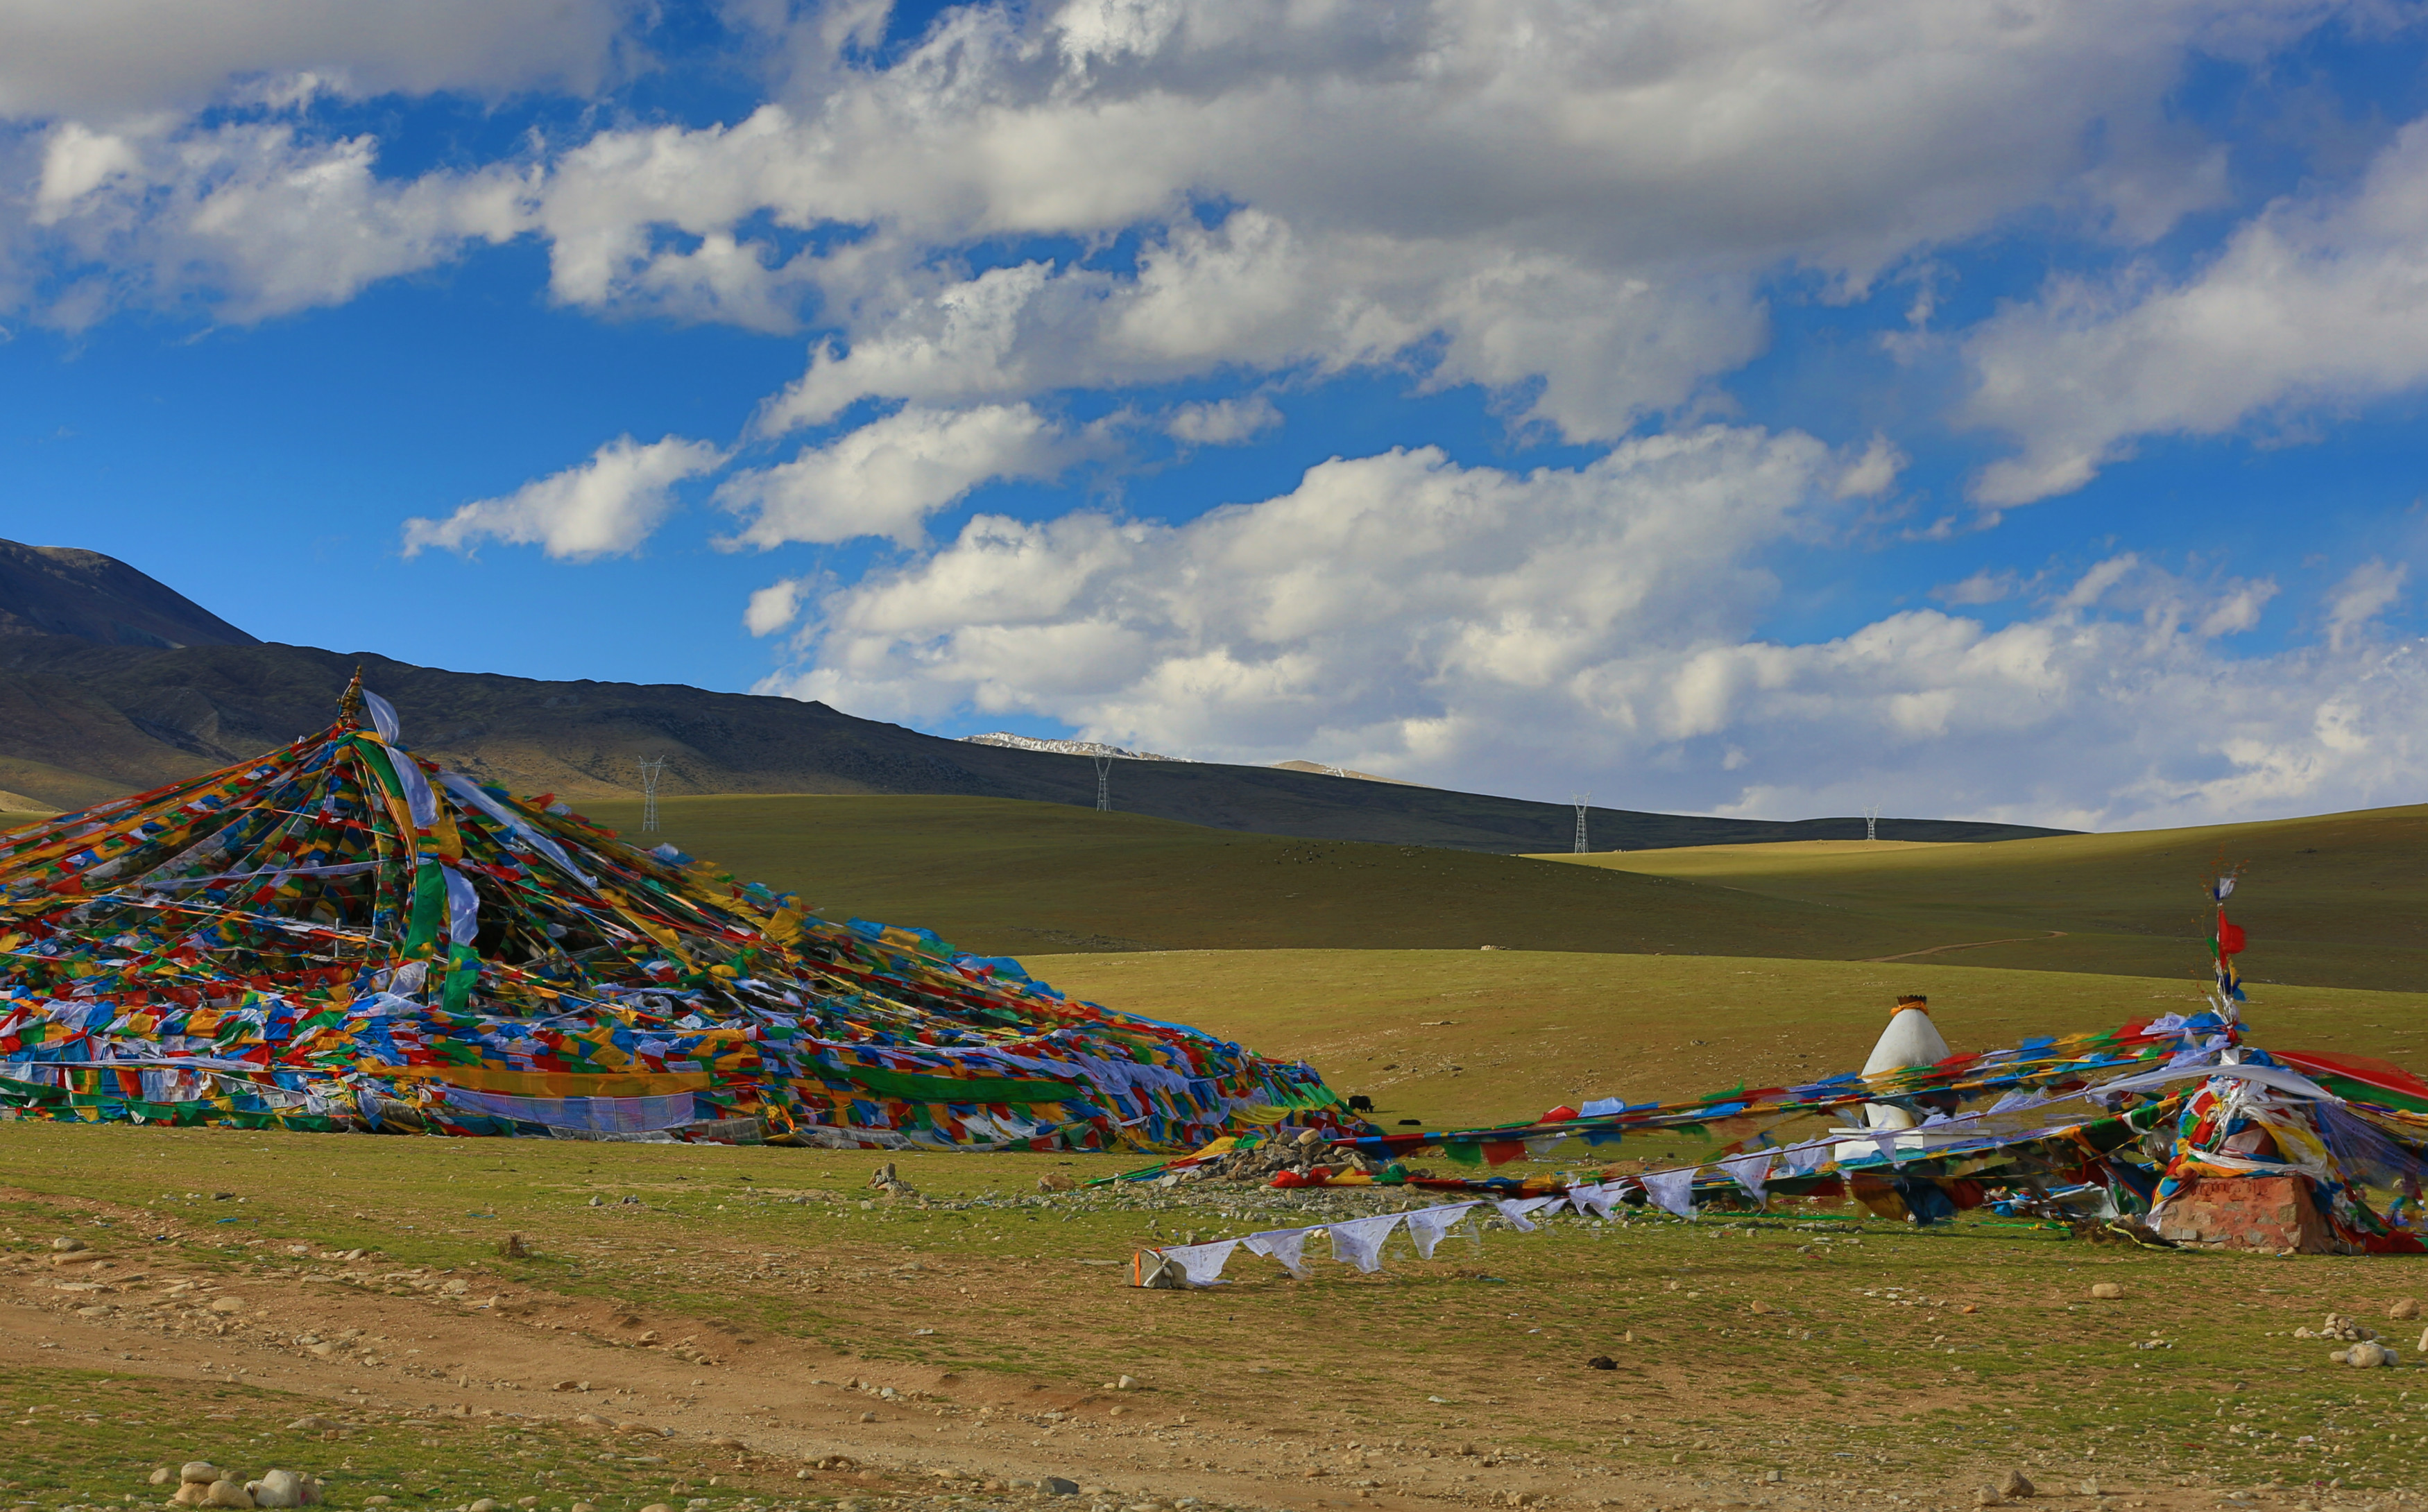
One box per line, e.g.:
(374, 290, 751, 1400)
(2153, 1174, 2344, 1253)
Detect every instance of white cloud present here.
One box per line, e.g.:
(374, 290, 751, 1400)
(1967, 119, 2428, 505)
(715, 404, 1075, 549)
(753, 427, 2400, 830)
(1932, 569, 2019, 607)
(401, 434, 726, 561)
(17, 115, 536, 324)
(2327, 558, 2407, 651)
(744, 576, 809, 637)
(1833, 433, 1906, 499)
(0, 1, 639, 120)
(533, 0, 2324, 438)
(1167, 393, 1281, 446)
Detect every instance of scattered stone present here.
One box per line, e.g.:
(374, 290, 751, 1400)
(1585, 1355, 1616, 1370)
(284, 1417, 338, 1433)
(207, 1297, 246, 1314)
(641, 1503, 674, 1512)
(150, 1470, 176, 1486)
(1045, 1479, 1082, 1497)
(710, 1436, 745, 1449)
(638, 1330, 662, 1343)
(204, 1477, 255, 1509)
(571, 1503, 596, 1512)
(859, 1411, 878, 1423)
(441, 1279, 471, 1296)
(1038, 1174, 1077, 1193)
(868, 1162, 918, 1198)
(1974, 1491, 2001, 1508)
(50, 1236, 86, 1252)
(365, 1499, 393, 1508)
(2391, 1298, 2421, 1321)
(516, 1499, 538, 1509)
(246, 1469, 322, 1508)
(2076, 1480, 2103, 1498)
(1997, 1470, 2035, 1498)
(1115, 1375, 1139, 1391)
(2332, 1340, 2398, 1367)
(181, 1464, 221, 1486)
(2088, 1283, 2123, 1300)
(468, 1499, 503, 1512)
(574, 1414, 608, 1426)
(552, 1381, 580, 1392)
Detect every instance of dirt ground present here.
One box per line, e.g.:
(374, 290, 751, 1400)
(6, 1158, 2418, 1512)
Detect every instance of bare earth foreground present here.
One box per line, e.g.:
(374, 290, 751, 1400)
(4, 1126, 2428, 1512)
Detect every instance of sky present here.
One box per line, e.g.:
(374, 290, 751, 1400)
(6, 1, 2428, 833)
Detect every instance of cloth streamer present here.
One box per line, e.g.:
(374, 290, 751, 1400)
(1156, 1239, 1240, 1287)
(1641, 1167, 1700, 1219)
(1326, 1213, 1404, 1272)
(1403, 1202, 1479, 1259)
(1718, 1151, 1773, 1203)
(1244, 1228, 1313, 1278)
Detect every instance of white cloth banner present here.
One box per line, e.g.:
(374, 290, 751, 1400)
(1326, 1214, 1405, 1273)
(441, 864, 480, 947)
(1245, 1228, 1312, 1278)
(1641, 1166, 1700, 1218)
(1567, 1182, 1615, 1218)
(1494, 1196, 1564, 1232)
(362, 689, 405, 746)
(1784, 1141, 1831, 1176)
(1718, 1151, 1773, 1203)
(1156, 1239, 1240, 1287)
(1403, 1203, 1479, 1259)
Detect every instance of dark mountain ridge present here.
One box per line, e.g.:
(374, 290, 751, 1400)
(0, 539, 2073, 851)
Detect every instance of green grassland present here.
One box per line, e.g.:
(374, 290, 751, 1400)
(8, 1128, 2428, 1501)
(576, 795, 2428, 993)
(1027, 949, 2428, 1131)
(1542, 804, 2428, 991)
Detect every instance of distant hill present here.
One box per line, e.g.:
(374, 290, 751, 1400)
(0, 539, 258, 649)
(961, 732, 1188, 761)
(0, 538, 2074, 852)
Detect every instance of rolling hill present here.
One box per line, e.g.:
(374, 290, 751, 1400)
(0, 537, 2067, 852)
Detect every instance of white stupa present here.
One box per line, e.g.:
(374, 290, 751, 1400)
(1860, 994, 1950, 1130)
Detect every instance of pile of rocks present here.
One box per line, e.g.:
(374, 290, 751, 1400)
(1184, 1130, 1393, 1184)
(152, 1463, 323, 1508)
(2291, 1312, 2402, 1366)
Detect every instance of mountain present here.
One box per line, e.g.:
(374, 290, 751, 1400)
(0, 539, 2074, 850)
(0, 540, 259, 649)
(962, 732, 1188, 761)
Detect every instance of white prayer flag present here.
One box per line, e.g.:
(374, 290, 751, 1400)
(1872, 1132, 1903, 1166)
(1244, 1228, 1313, 1278)
(1567, 1183, 1614, 1218)
(1784, 1141, 1829, 1176)
(1403, 1203, 1480, 1259)
(1326, 1213, 1405, 1273)
(1156, 1239, 1240, 1287)
(1491, 1196, 1564, 1232)
(1641, 1166, 1700, 1218)
(1718, 1151, 1773, 1203)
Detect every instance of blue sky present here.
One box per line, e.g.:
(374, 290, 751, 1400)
(7, 0, 2428, 831)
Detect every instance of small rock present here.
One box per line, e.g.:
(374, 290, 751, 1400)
(1038, 1174, 1076, 1192)
(641, 1504, 675, 1512)
(1974, 1490, 2002, 1508)
(2088, 1283, 2123, 1300)
(638, 1330, 662, 1343)
(205, 1477, 255, 1509)
(441, 1279, 470, 1295)
(284, 1417, 337, 1432)
(182, 1465, 221, 1486)
(517, 1499, 540, 1509)
(468, 1499, 504, 1512)
(209, 1297, 246, 1314)
(1115, 1375, 1138, 1391)
(173, 1484, 213, 1506)
(1997, 1470, 2034, 1498)
(710, 1436, 745, 1449)
(552, 1381, 580, 1392)
(2392, 1298, 2422, 1321)
(51, 1236, 87, 1252)
(365, 1499, 393, 1508)
(151, 1470, 176, 1486)
(2076, 1479, 2103, 1498)
(574, 1414, 607, 1426)
(248, 1469, 311, 1509)
(1045, 1479, 1082, 1497)
(1585, 1355, 1616, 1371)
(571, 1503, 596, 1512)
(859, 1411, 878, 1423)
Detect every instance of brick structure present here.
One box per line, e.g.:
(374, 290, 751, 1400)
(2154, 1174, 2344, 1253)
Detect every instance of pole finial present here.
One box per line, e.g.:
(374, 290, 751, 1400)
(337, 667, 366, 728)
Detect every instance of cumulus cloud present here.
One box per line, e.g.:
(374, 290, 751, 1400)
(0, 0, 639, 120)
(1167, 394, 1281, 446)
(17, 114, 535, 325)
(744, 576, 809, 637)
(715, 404, 1076, 549)
(2327, 558, 2407, 651)
(401, 434, 726, 560)
(753, 424, 2404, 830)
(537, 0, 2318, 438)
(1966, 119, 2428, 505)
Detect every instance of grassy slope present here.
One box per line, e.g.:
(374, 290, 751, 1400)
(579, 794, 1960, 961)
(1026, 947, 2428, 1133)
(1534, 803, 2428, 992)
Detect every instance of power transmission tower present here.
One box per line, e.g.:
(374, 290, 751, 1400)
(1864, 804, 1879, 843)
(1571, 792, 1591, 854)
(639, 757, 667, 832)
(1093, 755, 1112, 812)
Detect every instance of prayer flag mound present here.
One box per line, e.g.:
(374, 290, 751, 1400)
(0, 678, 1341, 1146)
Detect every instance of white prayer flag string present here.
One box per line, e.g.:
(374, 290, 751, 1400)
(1403, 1202, 1480, 1259)
(1243, 1228, 1312, 1278)
(1158, 1239, 1240, 1287)
(1326, 1213, 1405, 1273)
(1718, 1151, 1774, 1203)
(1641, 1166, 1700, 1218)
